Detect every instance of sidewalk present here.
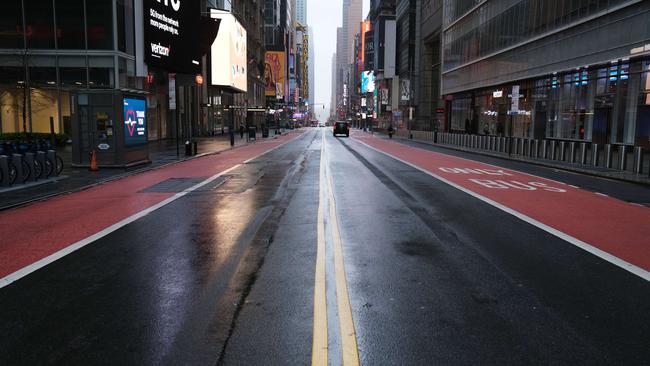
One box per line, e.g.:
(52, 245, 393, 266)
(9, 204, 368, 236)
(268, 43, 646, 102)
(0, 132, 279, 211)
(377, 130, 650, 186)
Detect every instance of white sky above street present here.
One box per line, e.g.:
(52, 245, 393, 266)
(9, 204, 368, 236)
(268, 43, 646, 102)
(308, 0, 370, 121)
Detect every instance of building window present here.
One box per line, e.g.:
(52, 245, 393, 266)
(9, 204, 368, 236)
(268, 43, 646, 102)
(59, 55, 88, 88)
(117, 0, 135, 54)
(88, 56, 114, 88)
(24, 0, 56, 49)
(28, 55, 57, 86)
(56, 0, 86, 49)
(86, 0, 114, 50)
(450, 96, 471, 131)
(0, 0, 24, 49)
(118, 57, 135, 89)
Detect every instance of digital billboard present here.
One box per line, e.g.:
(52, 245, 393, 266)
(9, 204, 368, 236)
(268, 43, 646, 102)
(265, 52, 286, 98)
(123, 98, 147, 146)
(143, 0, 201, 73)
(360, 21, 372, 66)
(361, 71, 376, 93)
(364, 30, 375, 71)
(210, 10, 248, 92)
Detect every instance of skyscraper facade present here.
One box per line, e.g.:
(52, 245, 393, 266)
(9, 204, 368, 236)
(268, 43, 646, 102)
(333, 0, 362, 120)
(308, 26, 315, 112)
(296, 0, 307, 24)
(442, 0, 650, 154)
(343, 0, 363, 65)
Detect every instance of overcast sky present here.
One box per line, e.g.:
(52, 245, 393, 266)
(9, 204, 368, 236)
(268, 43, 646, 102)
(308, 0, 370, 121)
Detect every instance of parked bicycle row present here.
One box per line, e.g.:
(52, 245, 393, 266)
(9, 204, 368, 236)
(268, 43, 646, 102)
(0, 140, 64, 187)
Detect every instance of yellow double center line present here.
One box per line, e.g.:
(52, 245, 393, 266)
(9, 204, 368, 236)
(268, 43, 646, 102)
(312, 131, 360, 366)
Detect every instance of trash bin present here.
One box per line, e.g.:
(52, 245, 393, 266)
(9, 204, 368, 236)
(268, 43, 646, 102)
(262, 128, 269, 138)
(248, 127, 257, 140)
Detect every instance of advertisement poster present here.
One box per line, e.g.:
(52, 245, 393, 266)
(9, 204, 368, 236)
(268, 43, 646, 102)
(361, 71, 375, 93)
(123, 98, 147, 146)
(143, 0, 201, 73)
(265, 51, 286, 97)
(210, 10, 247, 92)
(401, 79, 411, 101)
(381, 88, 389, 105)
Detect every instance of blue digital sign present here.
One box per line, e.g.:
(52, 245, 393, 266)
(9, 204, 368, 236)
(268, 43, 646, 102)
(123, 98, 147, 146)
(361, 71, 376, 93)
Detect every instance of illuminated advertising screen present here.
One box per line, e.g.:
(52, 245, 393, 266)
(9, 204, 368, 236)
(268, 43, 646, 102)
(265, 51, 286, 97)
(143, 0, 201, 73)
(361, 71, 376, 93)
(210, 10, 248, 92)
(123, 98, 147, 146)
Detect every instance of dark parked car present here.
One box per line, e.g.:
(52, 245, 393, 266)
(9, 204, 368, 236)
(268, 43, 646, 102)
(333, 122, 350, 137)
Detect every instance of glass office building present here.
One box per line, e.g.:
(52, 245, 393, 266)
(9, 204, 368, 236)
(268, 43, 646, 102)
(0, 0, 139, 137)
(442, 0, 650, 150)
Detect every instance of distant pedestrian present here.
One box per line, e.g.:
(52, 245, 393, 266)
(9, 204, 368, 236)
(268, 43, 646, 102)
(239, 125, 245, 139)
(465, 119, 471, 134)
(483, 123, 489, 135)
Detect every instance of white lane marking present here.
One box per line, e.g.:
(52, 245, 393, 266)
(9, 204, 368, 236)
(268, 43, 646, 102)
(0, 133, 308, 289)
(595, 193, 609, 197)
(383, 136, 573, 187)
(353, 138, 650, 283)
(0, 165, 241, 289)
(0, 132, 305, 289)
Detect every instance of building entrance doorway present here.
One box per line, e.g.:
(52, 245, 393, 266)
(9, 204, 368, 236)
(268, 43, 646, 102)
(593, 107, 612, 145)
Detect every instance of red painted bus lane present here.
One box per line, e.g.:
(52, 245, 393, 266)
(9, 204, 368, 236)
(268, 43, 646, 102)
(355, 134, 650, 277)
(0, 132, 303, 283)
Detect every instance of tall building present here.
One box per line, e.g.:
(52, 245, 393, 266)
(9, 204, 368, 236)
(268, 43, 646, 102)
(332, 0, 363, 121)
(342, 0, 363, 65)
(296, 0, 307, 24)
(264, 0, 292, 107)
(294, 0, 311, 115)
(367, 0, 397, 128)
(230, 0, 267, 129)
(335, 27, 345, 118)
(330, 53, 338, 118)
(308, 26, 315, 113)
(415, 0, 443, 131)
(442, 0, 650, 158)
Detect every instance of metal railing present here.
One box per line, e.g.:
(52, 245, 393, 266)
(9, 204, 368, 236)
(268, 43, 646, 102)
(395, 130, 650, 178)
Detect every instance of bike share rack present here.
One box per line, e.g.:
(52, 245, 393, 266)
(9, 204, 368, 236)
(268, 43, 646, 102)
(0, 148, 63, 188)
(0, 155, 9, 187)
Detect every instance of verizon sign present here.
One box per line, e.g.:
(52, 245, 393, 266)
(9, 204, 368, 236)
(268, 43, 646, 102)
(143, 0, 201, 73)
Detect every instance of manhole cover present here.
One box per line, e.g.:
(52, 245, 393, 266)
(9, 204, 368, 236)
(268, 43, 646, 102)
(141, 177, 209, 193)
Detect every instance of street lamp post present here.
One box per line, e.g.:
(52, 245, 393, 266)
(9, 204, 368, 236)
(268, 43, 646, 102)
(230, 104, 235, 147)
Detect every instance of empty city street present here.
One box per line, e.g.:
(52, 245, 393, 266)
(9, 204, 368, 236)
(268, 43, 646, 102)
(1, 128, 649, 365)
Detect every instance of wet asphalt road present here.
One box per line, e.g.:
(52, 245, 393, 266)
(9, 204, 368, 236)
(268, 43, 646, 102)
(1, 128, 650, 365)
